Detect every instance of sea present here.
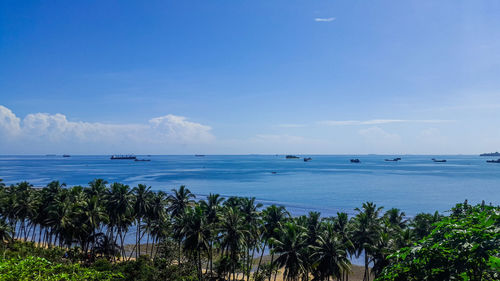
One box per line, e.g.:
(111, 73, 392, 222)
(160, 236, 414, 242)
(1, 154, 499, 217)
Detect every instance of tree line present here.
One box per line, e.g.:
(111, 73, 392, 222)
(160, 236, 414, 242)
(0, 178, 488, 281)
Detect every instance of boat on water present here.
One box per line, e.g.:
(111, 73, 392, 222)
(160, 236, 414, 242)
(134, 159, 151, 162)
(304, 157, 312, 162)
(110, 155, 136, 160)
(195, 154, 205, 157)
(62, 154, 71, 157)
(286, 155, 300, 159)
(385, 157, 401, 162)
(480, 152, 500, 156)
(432, 158, 447, 163)
(350, 159, 361, 163)
(486, 159, 500, 163)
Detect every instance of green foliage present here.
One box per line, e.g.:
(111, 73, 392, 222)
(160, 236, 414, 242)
(113, 255, 158, 281)
(0, 256, 122, 281)
(2, 178, 498, 281)
(113, 256, 197, 281)
(376, 204, 500, 281)
(1, 241, 67, 263)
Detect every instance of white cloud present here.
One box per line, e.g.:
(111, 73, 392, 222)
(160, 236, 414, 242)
(0, 105, 214, 153)
(319, 119, 452, 126)
(0, 105, 21, 137)
(149, 114, 214, 143)
(314, 17, 336, 22)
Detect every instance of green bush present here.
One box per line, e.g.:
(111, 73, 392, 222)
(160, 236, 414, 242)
(1, 241, 66, 262)
(91, 258, 114, 271)
(0, 256, 122, 281)
(376, 204, 500, 281)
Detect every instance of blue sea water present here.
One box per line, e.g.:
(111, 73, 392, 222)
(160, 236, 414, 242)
(0, 154, 499, 217)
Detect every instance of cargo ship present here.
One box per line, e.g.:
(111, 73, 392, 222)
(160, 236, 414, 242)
(385, 157, 401, 162)
(480, 152, 500, 156)
(110, 155, 136, 160)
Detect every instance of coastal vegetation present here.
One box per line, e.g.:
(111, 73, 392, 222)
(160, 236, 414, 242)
(0, 178, 498, 281)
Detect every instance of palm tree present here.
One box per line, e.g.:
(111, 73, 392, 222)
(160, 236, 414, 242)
(181, 205, 211, 280)
(351, 202, 383, 281)
(12, 182, 34, 240)
(312, 223, 351, 281)
(383, 208, 407, 230)
(132, 184, 153, 258)
(86, 179, 108, 198)
(41, 180, 67, 244)
(149, 214, 171, 259)
(146, 191, 168, 256)
(219, 206, 248, 281)
(269, 222, 308, 281)
(0, 218, 13, 246)
(256, 205, 290, 279)
(168, 185, 195, 218)
(168, 185, 195, 264)
(1, 185, 17, 238)
(332, 212, 355, 281)
(200, 193, 225, 275)
(85, 195, 108, 254)
(370, 231, 394, 278)
(239, 197, 263, 281)
(104, 182, 133, 259)
(46, 190, 81, 248)
(410, 211, 442, 240)
(303, 211, 321, 279)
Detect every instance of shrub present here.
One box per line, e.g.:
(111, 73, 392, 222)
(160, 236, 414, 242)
(0, 256, 122, 281)
(376, 204, 500, 281)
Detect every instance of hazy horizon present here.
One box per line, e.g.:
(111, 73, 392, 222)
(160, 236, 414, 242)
(0, 153, 494, 157)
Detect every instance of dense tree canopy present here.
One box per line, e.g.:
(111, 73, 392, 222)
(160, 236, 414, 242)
(376, 202, 500, 281)
(0, 178, 498, 281)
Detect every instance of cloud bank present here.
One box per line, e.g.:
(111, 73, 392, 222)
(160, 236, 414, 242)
(0, 105, 214, 154)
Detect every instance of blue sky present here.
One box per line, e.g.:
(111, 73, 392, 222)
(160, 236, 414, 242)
(1, 1, 500, 154)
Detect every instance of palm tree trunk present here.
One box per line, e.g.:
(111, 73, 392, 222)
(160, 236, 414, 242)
(119, 229, 126, 259)
(269, 252, 274, 281)
(18, 221, 24, 239)
(31, 224, 36, 241)
(178, 240, 182, 265)
(154, 238, 161, 260)
(209, 240, 213, 274)
(38, 227, 42, 246)
(150, 236, 155, 257)
(363, 251, 369, 281)
(273, 261, 278, 281)
(248, 243, 257, 281)
(256, 239, 267, 275)
(198, 250, 202, 281)
(145, 229, 150, 257)
(136, 219, 140, 258)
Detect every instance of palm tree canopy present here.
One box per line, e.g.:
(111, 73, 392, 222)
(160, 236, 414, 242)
(168, 185, 195, 218)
